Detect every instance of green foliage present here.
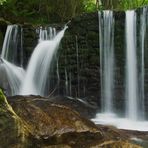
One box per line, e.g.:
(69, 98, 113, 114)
(0, 0, 89, 23)
(118, 0, 148, 10)
(0, 0, 147, 24)
(0, 0, 6, 5)
(99, 0, 148, 10)
(83, 0, 97, 12)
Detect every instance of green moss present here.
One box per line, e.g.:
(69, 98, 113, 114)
(0, 89, 6, 104)
(0, 89, 18, 117)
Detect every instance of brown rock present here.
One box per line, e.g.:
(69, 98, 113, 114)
(91, 140, 142, 148)
(0, 94, 140, 148)
(8, 95, 99, 136)
(0, 89, 30, 147)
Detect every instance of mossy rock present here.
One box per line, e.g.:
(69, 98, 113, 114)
(7, 95, 141, 147)
(0, 91, 142, 147)
(0, 89, 31, 147)
(0, 89, 9, 105)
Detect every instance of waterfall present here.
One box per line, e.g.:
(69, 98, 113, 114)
(0, 25, 25, 95)
(1, 25, 23, 65)
(37, 26, 57, 95)
(1, 25, 18, 60)
(125, 11, 138, 120)
(38, 26, 56, 42)
(0, 24, 67, 96)
(92, 8, 148, 131)
(0, 59, 25, 95)
(99, 10, 115, 113)
(20, 26, 68, 96)
(139, 7, 147, 119)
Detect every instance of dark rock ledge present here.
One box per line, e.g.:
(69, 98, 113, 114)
(0, 90, 142, 148)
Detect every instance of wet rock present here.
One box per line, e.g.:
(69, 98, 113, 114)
(8, 95, 99, 137)
(50, 96, 98, 118)
(7, 95, 102, 147)
(0, 89, 31, 147)
(91, 140, 141, 148)
(7, 95, 141, 147)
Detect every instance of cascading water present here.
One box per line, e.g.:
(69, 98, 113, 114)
(37, 26, 56, 42)
(99, 10, 115, 113)
(0, 7, 148, 131)
(0, 59, 25, 95)
(92, 8, 148, 131)
(125, 11, 138, 120)
(1, 25, 23, 65)
(1, 25, 18, 60)
(139, 7, 147, 119)
(0, 23, 67, 96)
(37, 26, 58, 95)
(0, 25, 25, 95)
(20, 26, 68, 96)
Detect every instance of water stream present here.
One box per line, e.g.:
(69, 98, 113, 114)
(20, 26, 68, 95)
(92, 8, 148, 131)
(125, 10, 138, 120)
(0, 25, 25, 95)
(98, 10, 115, 113)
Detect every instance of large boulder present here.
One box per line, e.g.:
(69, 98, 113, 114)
(50, 96, 98, 119)
(0, 93, 141, 147)
(0, 89, 31, 147)
(8, 95, 102, 147)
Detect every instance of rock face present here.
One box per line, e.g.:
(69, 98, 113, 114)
(0, 89, 30, 147)
(8, 95, 103, 147)
(0, 93, 140, 147)
(50, 96, 98, 118)
(8, 95, 99, 136)
(0, 18, 9, 50)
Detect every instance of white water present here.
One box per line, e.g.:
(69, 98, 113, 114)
(92, 113, 148, 131)
(1, 25, 23, 65)
(93, 8, 148, 131)
(20, 26, 68, 95)
(99, 10, 114, 113)
(0, 25, 25, 95)
(0, 59, 25, 95)
(1, 25, 18, 60)
(0, 24, 66, 96)
(38, 26, 56, 42)
(139, 7, 147, 119)
(125, 11, 138, 120)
